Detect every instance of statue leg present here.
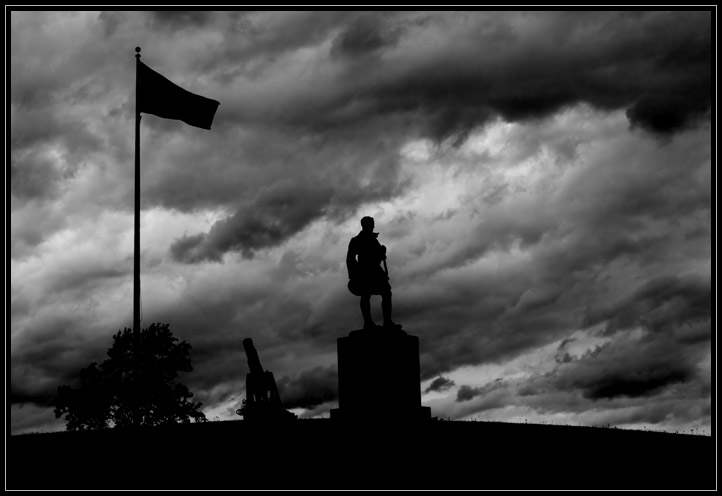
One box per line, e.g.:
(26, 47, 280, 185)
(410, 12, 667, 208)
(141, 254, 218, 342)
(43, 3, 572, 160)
(360, 294, 375, 328)
(382, 289, 399, 328)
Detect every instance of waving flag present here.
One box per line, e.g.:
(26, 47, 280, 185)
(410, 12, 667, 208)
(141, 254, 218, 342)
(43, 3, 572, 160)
(137, 60, 220, 130)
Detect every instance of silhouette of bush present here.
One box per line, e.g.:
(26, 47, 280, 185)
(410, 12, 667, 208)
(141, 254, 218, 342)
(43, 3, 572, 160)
(54, 323, 206, 430)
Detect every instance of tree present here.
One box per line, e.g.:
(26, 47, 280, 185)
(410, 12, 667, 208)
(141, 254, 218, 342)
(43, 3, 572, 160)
(54, 362, 112, 431)
(54, 323, 206, 430)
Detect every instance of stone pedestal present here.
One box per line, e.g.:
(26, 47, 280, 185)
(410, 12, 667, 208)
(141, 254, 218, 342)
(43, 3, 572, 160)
(330, 328, 431, 421)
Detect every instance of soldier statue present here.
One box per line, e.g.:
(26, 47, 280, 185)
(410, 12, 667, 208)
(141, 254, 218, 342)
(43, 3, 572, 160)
(346, 216, 402, 330)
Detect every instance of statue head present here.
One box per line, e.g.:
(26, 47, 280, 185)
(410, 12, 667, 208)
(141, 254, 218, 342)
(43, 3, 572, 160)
(360, 216, 375, 232)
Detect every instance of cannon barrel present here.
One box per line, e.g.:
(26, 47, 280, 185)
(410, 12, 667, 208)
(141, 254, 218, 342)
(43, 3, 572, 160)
(238, 337, 296, 421)
(242, 338, 264, 374)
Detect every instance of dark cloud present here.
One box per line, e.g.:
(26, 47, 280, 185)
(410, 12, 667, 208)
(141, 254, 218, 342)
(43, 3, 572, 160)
(552, 285, 709, 401)
(435, 314, 709, 421)
(171, 181, 335, 262)
(163, 127, 408, 261)
(627, 90, 710, 135)
(169, 233, 209, 263)
(276, 365, 338, 410)
(251, 11, 711, 143)
(147, 11, 215, 30)
(554, 338, 575, 364)
(10, 109, 103, 204)
(11, 325, 109, 409)
(11, 151, 64, 201)
(10, 108, 92, 156)
(456, 378, 512, 404)
(424, 376, 455, 393)
(552, 334, 702, 402)
(190, 11, 355, 79)
(135, 10, 711, 263)
(418, 116, 709, 378)
(584, 275, 712, 338)
(582, 366, 694, 400)
(11, 11, 712, 261)
(10, 388, 55, 407)
(331, 13, 404, 58)
(457, 385, 483, 402)
(98, 11, 125, 37)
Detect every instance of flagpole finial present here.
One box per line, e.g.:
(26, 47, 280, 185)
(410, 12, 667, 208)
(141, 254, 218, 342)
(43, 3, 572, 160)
(135, 47, 141, 59)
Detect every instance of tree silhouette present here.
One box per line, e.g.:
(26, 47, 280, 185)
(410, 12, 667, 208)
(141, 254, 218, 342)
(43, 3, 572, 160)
(54, 323, 206, 430)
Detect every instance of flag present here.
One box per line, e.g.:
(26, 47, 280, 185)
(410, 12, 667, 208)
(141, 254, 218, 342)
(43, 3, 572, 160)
(138, 60, 220, 130)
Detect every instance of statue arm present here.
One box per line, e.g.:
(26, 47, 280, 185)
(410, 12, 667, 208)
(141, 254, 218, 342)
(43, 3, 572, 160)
(346, 239, 357, 279)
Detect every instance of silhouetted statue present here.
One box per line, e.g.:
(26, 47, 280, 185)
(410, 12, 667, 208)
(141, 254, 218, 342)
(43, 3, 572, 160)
(237, 338, 296, 421)
(346, 216, 402, 330)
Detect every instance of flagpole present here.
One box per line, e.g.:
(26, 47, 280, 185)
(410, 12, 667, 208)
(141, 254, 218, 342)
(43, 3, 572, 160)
(134, 47, 141, 338)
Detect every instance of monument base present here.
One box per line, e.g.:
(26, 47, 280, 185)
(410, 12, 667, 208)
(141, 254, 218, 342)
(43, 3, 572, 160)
(331, 327, 431, 422)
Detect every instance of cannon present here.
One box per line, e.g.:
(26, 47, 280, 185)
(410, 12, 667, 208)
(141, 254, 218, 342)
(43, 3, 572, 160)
(236, 338, 296, 421)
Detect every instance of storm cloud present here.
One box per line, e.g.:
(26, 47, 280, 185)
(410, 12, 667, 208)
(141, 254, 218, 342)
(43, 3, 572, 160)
(584, 274, 712, 339)
(277, 365, 338, 410)
(13, 11, 710, 259)
(425, 376, 455, 394)
(10, 11, 711, 435)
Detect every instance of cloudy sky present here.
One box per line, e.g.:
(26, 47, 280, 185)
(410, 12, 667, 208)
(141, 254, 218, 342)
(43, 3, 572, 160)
(10, 10, 713, 435)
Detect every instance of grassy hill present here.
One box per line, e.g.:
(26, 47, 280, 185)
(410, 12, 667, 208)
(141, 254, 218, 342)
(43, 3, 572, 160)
(8, 418, 715, 490)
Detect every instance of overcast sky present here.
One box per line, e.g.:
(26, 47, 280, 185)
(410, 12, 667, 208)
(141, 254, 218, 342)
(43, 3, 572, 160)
(10, 10, 712, 435)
